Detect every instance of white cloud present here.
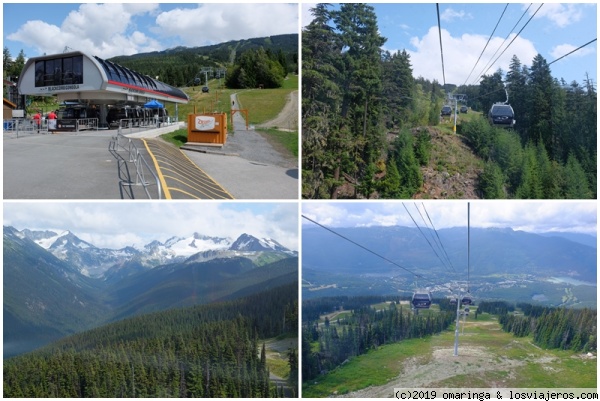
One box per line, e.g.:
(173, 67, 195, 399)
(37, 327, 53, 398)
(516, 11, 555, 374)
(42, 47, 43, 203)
(155, 3, 298, 47)
(6, 3, 298, 59)
(7, 4, 161, 58)
(529, 3, 585, 28)
(440, 8, 473, 22)
(302, 201, 597, 235)
(405, 27, 538, 84)
(4, 202, 299, 251)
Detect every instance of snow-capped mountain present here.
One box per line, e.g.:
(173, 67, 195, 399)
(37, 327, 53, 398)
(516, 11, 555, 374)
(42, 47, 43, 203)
(23, 229, 141, 278)
(14, 228, 294, 277)
(230, 233, 291, 253)
(143, 233, 232, 262)
(184, 233, 297, 265)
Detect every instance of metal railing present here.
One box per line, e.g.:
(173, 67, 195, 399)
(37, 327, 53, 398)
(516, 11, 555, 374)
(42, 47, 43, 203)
(3, 118, 99, 136)
(3, 119, 48, 137)
(73, 118, 99, 131)
(108, 130, 162, 199)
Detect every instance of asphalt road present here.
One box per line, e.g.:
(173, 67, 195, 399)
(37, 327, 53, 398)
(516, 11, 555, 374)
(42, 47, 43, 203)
(4, 105, 299, 199)
(4, 131, 126, 199)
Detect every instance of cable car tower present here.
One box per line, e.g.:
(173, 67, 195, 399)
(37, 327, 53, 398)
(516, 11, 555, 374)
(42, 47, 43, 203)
(448, 94, 467, 133)
(453, 202, 473, 357)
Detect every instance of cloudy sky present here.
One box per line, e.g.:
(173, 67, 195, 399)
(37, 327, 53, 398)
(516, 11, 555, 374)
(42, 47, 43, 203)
(4, 3, 299, 60)
(302, 201, 597, 236)
(302, 3, 596, 85)
(4, 202, 299, 251)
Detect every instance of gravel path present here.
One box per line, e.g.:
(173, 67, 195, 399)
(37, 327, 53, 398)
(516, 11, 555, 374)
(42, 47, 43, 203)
(223, 92, 297, 169)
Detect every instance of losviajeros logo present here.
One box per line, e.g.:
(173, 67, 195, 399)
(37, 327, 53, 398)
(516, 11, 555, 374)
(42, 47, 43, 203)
(195, 116, 216, 131)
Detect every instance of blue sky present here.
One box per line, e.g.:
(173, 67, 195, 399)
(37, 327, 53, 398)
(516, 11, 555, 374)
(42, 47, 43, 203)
(302, 201, 597, 235)
(4, 3, 298, 60)
(4, 202, 299, 251)
(302, 3, 597, 85)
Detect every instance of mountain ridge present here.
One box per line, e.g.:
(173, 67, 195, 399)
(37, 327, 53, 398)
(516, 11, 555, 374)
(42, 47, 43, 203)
(11, 226, 295, 278)
(4, 226, 298, 357)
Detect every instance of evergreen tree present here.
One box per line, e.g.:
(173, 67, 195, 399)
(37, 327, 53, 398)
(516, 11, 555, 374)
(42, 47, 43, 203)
(563, 153, 592, 198)
(382, 50, 415, 130)
(478, 161, 506, 199)
(331, 3, 387, 198)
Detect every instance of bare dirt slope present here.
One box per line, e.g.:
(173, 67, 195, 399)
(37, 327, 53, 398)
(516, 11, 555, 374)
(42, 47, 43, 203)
(414, 127, 484, 199)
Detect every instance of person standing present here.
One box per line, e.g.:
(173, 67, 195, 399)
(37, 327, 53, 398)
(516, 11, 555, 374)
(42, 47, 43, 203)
(47, 109, 57, 131)
(32, 110, 42, 132)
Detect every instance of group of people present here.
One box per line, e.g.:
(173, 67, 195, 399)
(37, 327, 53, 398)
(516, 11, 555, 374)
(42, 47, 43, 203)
(32, 109, 58, 131)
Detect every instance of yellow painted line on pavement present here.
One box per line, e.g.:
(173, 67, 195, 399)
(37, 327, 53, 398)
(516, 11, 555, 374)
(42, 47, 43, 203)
(142, 138, 234, 199)
(142, 138, 172, 199)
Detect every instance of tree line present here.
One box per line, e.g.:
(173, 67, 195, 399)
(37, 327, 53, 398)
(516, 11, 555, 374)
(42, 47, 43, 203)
(302, 298, 454, 382)
(477, 301, 596, 352)
(4, 283, 298, 398)
(301, 4, 596, 199)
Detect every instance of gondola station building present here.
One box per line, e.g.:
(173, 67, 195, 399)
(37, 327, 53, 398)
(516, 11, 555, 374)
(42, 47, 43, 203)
(17, 50, 189, 129)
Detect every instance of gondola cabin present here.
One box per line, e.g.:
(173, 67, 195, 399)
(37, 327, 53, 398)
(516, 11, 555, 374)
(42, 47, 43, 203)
(461, 296, 473, 306)
(488, 103, 515, 128)
(412, 292, 432, 309)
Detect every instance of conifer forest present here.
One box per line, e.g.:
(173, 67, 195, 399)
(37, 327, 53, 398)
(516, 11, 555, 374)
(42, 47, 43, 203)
(301, 296, 455, 382)
(301, 4, 596, 199)
(4, 283, 298, 398)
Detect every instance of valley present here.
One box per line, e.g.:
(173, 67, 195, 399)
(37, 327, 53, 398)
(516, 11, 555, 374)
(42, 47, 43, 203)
(302, 225, 597, 308)
(4, 225, 299, 358)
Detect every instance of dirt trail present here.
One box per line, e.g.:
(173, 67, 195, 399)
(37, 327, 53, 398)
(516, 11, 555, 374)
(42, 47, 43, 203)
(257, 90, 298, 131)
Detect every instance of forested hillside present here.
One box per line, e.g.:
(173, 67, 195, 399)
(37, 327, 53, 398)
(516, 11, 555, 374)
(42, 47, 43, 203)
(302, 297, 455, 383)
(478, 301, 597, 352)
(301, 4, 596, 199)
(108, 34, 298, 89)
(4, 283, 298, 398)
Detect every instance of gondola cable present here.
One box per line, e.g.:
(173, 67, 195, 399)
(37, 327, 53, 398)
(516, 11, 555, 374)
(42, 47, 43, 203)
(477, 3, 544, 82)
(462, 4, 509, 87)
(420, 202, 456, 272)
(469, 3, 534, 85)
(302, 214, 433, 284)
(548, 38, 597, 66)
(412, 203, 456, 274)
(403, 203, 454, 275)
(436, 4, 447, 87)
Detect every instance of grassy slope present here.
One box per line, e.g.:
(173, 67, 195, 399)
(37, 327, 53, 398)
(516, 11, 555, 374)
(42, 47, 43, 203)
(163, 75, 298, 156)
(303, 309, 596, 397)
